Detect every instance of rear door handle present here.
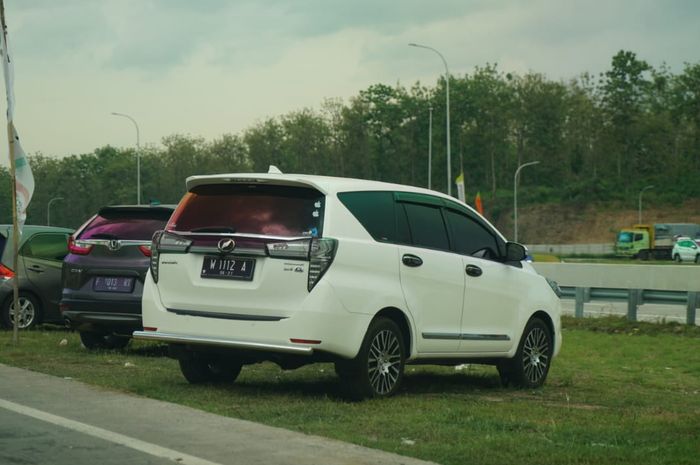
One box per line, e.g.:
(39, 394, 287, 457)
(402, 254, 423, 267)
(28, 265, 45, 273)
(465, 264, 482, 277)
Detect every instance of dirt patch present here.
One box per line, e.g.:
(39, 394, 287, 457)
(493, 199, 700, 244)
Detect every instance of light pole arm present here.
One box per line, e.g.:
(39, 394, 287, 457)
(513, 161, 540, 243)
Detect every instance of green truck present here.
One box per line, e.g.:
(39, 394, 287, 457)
(615, 223, 700, 260)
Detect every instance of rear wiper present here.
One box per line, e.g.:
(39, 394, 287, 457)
(190, 226, 237, 233)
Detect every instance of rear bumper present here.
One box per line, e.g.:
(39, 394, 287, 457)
(60, 297, 142, 332)
(133, 330, 313, 355)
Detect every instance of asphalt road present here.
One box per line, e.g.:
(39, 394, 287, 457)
(0, 364, 436, 465)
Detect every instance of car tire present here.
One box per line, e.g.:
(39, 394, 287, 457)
(79, 331, 130, 350)
(336, 317, 405, 399)
(1, 293, 40, 329)
(498, 318, 553, 389)
(674, 254, 681, 263)
(695, 254, 700, 264)
(178, 354, 242, 384)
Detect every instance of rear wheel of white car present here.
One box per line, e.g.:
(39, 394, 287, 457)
(337, 318, 405, 399)
(498, 318, 553, 388)
(695, 254, 700, 264)
(178, 354, 242, 384)
(674, 254, 681, 263)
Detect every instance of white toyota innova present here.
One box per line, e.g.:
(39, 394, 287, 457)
(135, 171, 561, 398)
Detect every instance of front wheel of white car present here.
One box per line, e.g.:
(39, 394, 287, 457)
(336, 318, 405, 399)
(498, 318, 553, 388)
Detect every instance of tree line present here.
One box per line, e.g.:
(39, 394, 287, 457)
(1, 50, 699, 230)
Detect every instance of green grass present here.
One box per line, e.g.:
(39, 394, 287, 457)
(1, 317, 699, 465)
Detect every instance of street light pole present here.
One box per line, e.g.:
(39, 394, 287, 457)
(638, 185, 654, 224)
(409, 43, 451, 196)
(513, 161, 540, 243)
(428, 105, 433, 190)
(47, 197, 63, 226)
(111, 112, 141, 205)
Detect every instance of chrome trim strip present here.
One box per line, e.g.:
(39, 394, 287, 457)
(460, 334, 511, 341)
(422, 332, 461, 340)
(169, 230, 310, 241)
(132, 331, 313, 355)
(187, 246, 267, 256)
(166, 308, 285, 321)
(76, 239, 150, 246)
(422, 332, 510, 341)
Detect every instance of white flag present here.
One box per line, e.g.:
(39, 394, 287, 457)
(1, 18, 34, 229)
(455, 172, 465, 203)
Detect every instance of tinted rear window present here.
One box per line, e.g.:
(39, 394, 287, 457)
(338, 191, 395, 242)
(168, 184, 324, 237)
(79, 210, 172, 240)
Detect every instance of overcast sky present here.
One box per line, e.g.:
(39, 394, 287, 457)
(1, 0, 699, 167)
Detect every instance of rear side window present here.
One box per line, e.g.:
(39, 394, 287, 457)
(338, 191, 395, 242)
(444, 210, 499, 258)
(22, 233, 69, 262)
(0, 233, 6, 259)
(168, 184, 324, 238)
(402, 203, 450, 251)
(79, 209, 172, 240)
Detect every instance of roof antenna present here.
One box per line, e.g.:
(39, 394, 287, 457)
(268, 165, 283, 174)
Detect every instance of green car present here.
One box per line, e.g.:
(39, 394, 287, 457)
(0, 225, 73, 329)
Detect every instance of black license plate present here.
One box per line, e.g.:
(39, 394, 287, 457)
(93, 276, 135, 293)
(201, 256, 255, 281)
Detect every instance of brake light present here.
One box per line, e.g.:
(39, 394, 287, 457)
(150, 231, 192, 283)
(68, 236, 93, 255)
(0, 264, 14, 280)
(308, 238, 337, 291)
(138, 245, 152, 257)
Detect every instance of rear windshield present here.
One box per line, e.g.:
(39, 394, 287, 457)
(78, 209, 172, 241)
(168, 184, 324, 237)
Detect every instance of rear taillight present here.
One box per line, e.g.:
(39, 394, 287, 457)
(0, 264, 14, 280)
(68, 236, 93, 255)
(138, 245, 152, 257)
(150, 231, 191, 283)
(308, 238, 337, 291)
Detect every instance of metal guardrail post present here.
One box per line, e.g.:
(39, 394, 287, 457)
(687, 292, 698, 326)
(575, 287, 585, 318)
(627, 289, 641, 322)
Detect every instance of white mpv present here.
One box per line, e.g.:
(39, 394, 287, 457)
(135, 171, 562, 398)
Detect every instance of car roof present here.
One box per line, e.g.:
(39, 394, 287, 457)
(0, 225, 74, 237)
(186, 172, 462, 204)
(97, 205, 176, 216)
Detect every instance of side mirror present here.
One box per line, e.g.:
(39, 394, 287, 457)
(505, 242, 527, 263)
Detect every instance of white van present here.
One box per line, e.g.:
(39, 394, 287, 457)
(135, 171, 561, 398)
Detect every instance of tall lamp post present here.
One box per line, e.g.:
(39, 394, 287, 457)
(111, 112, 141, 205)
(638, 185, 654, 224)
(47, 197, 63, 226)
(513, 161, 540, 243)
(427, 105, 433, 190)
(409, 43, 451, 196)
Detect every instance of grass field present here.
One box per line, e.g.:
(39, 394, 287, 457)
(1, 317, 699, 465)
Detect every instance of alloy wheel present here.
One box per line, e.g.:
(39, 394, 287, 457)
(367, 329, 402, 395)
(521, 326, 550, 385)
(9, 297, 36, 329)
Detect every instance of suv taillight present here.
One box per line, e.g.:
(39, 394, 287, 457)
(266, 239, 311, 259)
(308, 238, 337, 291)
(150, 231, 192, 283)
(68, 236, 93, 255)
(0, 264, 14, 280)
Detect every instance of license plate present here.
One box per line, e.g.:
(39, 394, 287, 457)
(93, 276, 135, 293)
(201, 256, 255, 281)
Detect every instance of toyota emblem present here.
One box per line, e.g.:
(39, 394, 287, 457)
(217, 238, 236, 253)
